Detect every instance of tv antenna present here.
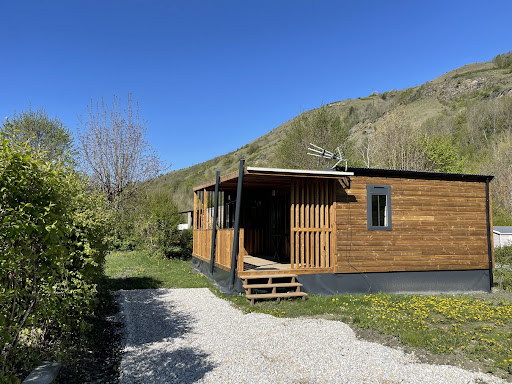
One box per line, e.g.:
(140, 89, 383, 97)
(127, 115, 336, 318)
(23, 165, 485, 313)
(307, 143, 348, 171)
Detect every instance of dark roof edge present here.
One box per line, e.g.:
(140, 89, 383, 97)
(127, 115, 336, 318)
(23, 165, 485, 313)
(345, 167, 494, 182)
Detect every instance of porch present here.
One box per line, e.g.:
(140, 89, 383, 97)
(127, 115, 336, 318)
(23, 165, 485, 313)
(192, 165, 353, 287)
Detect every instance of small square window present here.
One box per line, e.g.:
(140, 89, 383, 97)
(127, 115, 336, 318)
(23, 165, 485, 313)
(367, 185, 392, 230)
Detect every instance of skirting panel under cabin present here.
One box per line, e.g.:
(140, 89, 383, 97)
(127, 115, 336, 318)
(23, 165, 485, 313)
(335, 176, 492, 274)
(296, 269, 491, 295)
(191, 256, 244, 294)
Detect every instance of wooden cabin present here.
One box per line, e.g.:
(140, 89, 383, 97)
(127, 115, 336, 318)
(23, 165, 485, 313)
(192, 162, 494, 295)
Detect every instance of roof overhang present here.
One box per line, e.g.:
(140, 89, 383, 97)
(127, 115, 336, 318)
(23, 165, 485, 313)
(193, 166, 354, 191)
(493, 230, 512, 235)
(346, 167, 493, 182)
(246, 166, 353, 177)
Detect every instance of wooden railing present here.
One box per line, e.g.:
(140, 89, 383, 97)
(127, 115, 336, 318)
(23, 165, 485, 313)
(290, 179, 335, 271)
(193, 228, 245, 271)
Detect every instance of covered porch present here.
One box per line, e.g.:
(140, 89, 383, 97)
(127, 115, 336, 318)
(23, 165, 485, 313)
(192, 163, 353, 289)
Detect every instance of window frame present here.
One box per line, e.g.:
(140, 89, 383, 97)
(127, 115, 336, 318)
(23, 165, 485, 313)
(366, 185, 392, 231)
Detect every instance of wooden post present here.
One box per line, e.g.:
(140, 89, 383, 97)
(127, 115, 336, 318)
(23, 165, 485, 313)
(324, 180, 329, 268)
(209, 171, 221, 274)
(305, 182, 310, 268)
(295, 182, 299, 269)
(300, 179, 305, 268)
(316, 181, 320, 268)
(238, 229, 245, 272)
(203, 189, 207, 229)
(290, 182, 295, 269)
(330, 180, 336, 271)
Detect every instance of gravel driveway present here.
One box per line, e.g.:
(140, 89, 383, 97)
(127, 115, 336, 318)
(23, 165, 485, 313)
(118, 288, 505, 384)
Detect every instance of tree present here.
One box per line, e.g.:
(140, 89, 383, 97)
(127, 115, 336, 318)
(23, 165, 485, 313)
(356, 124, 376, 168)
(419, 134, 465, 173)
(371, 107, 424, 170)
(78, 94, 165, 205)
(486, 135, 512, 219)
(493, 52, 512, 69)
(1, 107, 73, 162)
(276, 104, 352, 169)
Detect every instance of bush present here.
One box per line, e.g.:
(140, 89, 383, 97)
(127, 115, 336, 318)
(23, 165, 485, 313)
(134, 191, 182, 258)
(113, 189, 189, 259)
(493, 52, 512, 69)
(495, 245, 512, 266)
(0, 139, 111, 380)
(494, 246, 512, 292)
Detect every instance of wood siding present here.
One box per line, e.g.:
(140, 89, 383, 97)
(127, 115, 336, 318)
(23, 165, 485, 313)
(335, 176, 491, 273)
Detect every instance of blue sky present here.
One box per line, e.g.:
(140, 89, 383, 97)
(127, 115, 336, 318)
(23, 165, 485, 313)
(1, 1, 511, 171)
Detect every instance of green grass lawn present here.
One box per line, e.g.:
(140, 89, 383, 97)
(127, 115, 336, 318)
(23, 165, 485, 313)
(104, 250, 211, 290)
(105, 250, 512, 378)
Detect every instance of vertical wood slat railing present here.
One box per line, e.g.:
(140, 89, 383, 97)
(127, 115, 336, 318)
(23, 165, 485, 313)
(193, 228, 245, 271)
(290, 179, 334, 271)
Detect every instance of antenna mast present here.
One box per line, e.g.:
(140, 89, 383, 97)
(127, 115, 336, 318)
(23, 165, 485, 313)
(307, 143, 348, 171)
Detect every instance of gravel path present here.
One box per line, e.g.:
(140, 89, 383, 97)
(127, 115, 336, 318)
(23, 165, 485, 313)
(118, 288, 505, 384)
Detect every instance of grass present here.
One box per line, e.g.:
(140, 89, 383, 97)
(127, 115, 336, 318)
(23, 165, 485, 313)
(104, 250, 212, 289)
(105, 250, 512, 379)
(452, 67, 494, 79)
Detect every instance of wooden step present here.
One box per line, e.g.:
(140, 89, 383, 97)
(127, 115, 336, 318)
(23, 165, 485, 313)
(243, 275, 297, 286)
(243, 282, 303, 289)
(246, 291, 307, 305)
(242, 274, 298, 280)
(242, 273, 307, 305)
(246, 292, 307, 299)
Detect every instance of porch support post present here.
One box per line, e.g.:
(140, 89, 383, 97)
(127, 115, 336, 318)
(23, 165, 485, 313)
(209, 170, 221, 274)
(230, 159, 245, 289)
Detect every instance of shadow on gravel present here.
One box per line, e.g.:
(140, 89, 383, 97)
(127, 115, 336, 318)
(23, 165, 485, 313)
(122, 348, 215, 384)
(120, 290, 216, 383)
(124, 291, 193, 346)
(107, 276, 163, 290)
(56, 288, 123, 384)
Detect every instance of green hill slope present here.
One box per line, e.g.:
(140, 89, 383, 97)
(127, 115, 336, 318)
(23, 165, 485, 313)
(151, 53, 512, 221)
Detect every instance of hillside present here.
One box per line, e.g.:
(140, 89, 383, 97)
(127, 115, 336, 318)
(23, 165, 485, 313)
(151, 53, 512, 220)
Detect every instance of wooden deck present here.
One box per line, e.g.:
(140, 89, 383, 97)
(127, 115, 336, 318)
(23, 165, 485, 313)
(242, 255, 290, 272)
(239, 255, 333, 277)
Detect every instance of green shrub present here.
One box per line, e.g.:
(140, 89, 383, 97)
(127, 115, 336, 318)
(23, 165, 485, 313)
(493, 207, 512, 226)
(493, 52, 512, 69)
(494, 246, 512, 292)
(113, 189, 189, 259)
(0, 139, 111, 379)
(494, 268, 512, 292)
(495, 245, 512, 266)
(178, 228, 193, 259)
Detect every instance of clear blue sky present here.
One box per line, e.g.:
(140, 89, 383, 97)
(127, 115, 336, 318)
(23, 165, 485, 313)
(1, 1, 511, 171)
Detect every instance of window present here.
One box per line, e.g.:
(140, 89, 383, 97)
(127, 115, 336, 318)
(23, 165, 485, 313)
(366, 185, 392, 230)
